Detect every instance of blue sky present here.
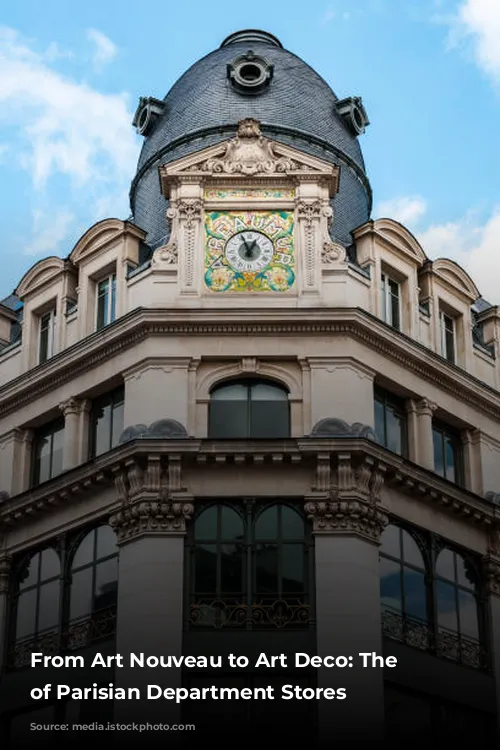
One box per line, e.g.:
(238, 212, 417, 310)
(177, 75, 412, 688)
(1, 0, 499, 301)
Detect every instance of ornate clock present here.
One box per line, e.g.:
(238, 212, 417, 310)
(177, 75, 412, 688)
(204, 210, 295, 293)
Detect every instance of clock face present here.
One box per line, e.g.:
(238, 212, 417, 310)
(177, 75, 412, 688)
(225, 230, 274, 272)
(204, 210, 295, 293)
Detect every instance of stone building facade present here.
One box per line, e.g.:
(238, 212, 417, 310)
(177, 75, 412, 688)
(1, 28, 500, 748)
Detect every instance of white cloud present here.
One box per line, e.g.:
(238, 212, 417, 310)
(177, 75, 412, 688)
(375, 195, 428, 226)
(0, 26, 138, 188)
(418, 209, 500, 303)
(86, 28, 118, 70)
(449, 0, 500, 81)
(24, 209, 75, 256)
(322, 8, 336, 24)
(44, 41, 74, 62)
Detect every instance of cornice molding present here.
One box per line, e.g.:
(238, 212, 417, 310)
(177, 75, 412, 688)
(0, 308, 499, 422)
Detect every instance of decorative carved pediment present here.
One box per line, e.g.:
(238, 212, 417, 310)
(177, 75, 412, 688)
(159, 119, 339, 196)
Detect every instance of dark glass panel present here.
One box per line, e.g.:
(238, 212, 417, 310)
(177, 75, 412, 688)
(380, 557, 401, 611)
(16, 589, 37, 639)
(374, 397, 385, 444)
(250, 401, 289, 438)
(436, 580, 458, 632)
(195, 507, 218, 540)
(195, 544, 217, 593)
(456, 555, 475, 590)
(70, 568, 93, 620)
(433, 429, 444, 477)
(96, 525, 117, 560)
(281, 506, 304, 539)
(19, 554, 39, 590)
(401, 531, 423, 568)
(250, 383, 288, 401)
(111, 398, 124, 448)
(94, 558, 118, 610)
(34, 435, 52, 484)
(436, 548, 455, 581)
(380, 525, 400, 558)
(211, 384, 247, 401)
(209, 401, 248, 438)
(96, 279, 108, 330)
(255, 543, 278, 593)
(110, 276, 116, 322)
(444, 435, 456, 483)
(386, 407, 404, 455)
(40, 549, 60, 581)
(51, 425, 64, 478)
(93, 402, 111, 457)
(38, 581, 60, 631)
(72, 531, 95, 570)
(282, 544, 304, 592)
(403, 569, 427, 620)
(458, 590, 479, 639)
(255, 506, 278, 540)
(220, 544, 243, 593)
(220, 506, 244, 540)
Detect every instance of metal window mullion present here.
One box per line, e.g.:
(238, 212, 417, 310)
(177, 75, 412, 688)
(247, 384, 252, 438)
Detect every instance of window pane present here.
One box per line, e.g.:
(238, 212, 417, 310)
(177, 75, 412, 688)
(458, 590, 479, 639)
(96, 526, 117, 560)
(437, 581, 458, 632)
(401, 531, 423, 568)
(94, 558, 118, 610)
(220, 506, 244, 540)
(38, 581, 60, 631)
(50, 425, 64, 478)
(380, 525, 400, 558)
(19, 554, 39, 590)
(211, 384, 248, 401)
(456, 556, 475, 590)
(40, 549, 60, 581)
(250, 383, 288, 401)
(221, 544, 243, 593)
(93, 402, 111, 456)
(70, 569, 94, 620)
(282, 544, 304, 593)
(195, 544, 217, 593)
(281, 506, 304, 539)
(250, 401, 289, 438)
(16, 589, 37, 639)
(444, 436, 456, 483)
(255, 543, 278, 593)
(34, 435, 52, 484)
(72, 531, 95, 570)
(380, 557, 402, 612)
(97, 279, 109, 329)
(195, 507, 218, 540)
(111, 399, 124, 449)
(110, 276, 116, 322)
(209, 402, 248, 438)
(255, 506, 278, 540)
(433, 429, 444, 477)
(374, 397, 385, 445)
(436, 548, 455, 581)
(403, 568, 427, 620)
(386, 407, 404, 455)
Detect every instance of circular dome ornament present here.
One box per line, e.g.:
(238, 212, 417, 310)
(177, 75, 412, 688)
(335, 96, 370, 136)
(227, 51, 273, 95)
(132, 96, 165, 136)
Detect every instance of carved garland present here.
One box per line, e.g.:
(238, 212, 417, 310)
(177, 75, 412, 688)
(176, 199, 203, 288)
(297, 200, 321, 288)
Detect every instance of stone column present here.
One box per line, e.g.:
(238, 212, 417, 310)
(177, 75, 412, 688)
(305, 452, 388, 747)
(77, 399, 92, 464)
(462, 429, 483, 495)
(415, 398, 437, 470)
(110, 455, 193, 743)
(59, 398, 81, 471)
(0, 554, 12, 674)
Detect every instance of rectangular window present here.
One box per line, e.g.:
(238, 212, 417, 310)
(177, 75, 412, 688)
(374, 387, 407, 456)
(439, 310, 456, 363)
(32, 419, 65, 486)
(39, 309, 56, 363)
(90, 387, 124, 457)
(96, 274, 116, 330)
(381, 273, 401, 330)
(432, 421, 463, 486)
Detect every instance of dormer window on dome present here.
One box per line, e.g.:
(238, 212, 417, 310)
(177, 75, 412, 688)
(227, 51, 273, 95)
(336, 96, 370, 136)
(132, 96, 165, 136)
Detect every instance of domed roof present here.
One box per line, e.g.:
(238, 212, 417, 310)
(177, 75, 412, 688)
(130, 30, 372, 249)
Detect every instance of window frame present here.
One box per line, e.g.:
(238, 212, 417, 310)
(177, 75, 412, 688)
(95, 272, 117, 331)
(89, 386, 125, 458)
(439, 309, 457, 364)
(208, 378, 290, 439)
(381, 271, 401, 330)
(38, 308, 56, 364)
(374, 386, 408, 457)
(432, 419, 464, 487)
(31, 418, 65, 487)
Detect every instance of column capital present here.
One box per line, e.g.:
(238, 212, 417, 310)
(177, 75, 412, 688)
(0, 554, 12, 595)
(109, 495, 194, 544)
(59, 397, 81, 417)
(482, 555, 500, 597)
(416, 398, 438, 417)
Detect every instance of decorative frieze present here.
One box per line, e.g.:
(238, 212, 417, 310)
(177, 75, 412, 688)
(109, 496, 194, 544)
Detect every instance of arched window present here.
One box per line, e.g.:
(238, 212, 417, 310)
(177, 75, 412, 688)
(14, 548, 61, 644)
(68, 526, 118, 638)
(380, 524, 427, 623)
(435, 547, 479, 642)
(189, 502, 310, 629)
(208, 379, 290, 438)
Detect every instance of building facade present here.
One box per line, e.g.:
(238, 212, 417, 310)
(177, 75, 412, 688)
(1, 28, 500, 748)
